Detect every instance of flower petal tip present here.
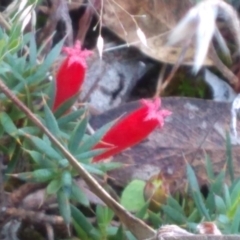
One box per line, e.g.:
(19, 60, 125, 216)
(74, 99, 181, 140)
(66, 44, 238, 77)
(141, 98, 172, 127)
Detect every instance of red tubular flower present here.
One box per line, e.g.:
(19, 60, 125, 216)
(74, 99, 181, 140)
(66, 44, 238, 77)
(92, 98, 172, 162)
(53, 41, 92, 111)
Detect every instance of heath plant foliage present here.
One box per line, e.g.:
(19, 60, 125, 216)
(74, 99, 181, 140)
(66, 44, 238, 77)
(2, 0, 240, 239)
(0, 4, 171, 236)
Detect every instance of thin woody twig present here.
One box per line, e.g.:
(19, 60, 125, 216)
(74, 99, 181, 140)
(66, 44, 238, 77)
(0, 79, 155, 239)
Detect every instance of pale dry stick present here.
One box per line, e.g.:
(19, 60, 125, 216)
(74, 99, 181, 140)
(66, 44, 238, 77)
(45, 223, 54, 240)
(160, 36, 192, 94)
(154, 64, 167, 98)
(209, 44, 238, 87)
(0, 13, 11, 30)
(2, 207, 65, 225)
(0, 79, 155, 240)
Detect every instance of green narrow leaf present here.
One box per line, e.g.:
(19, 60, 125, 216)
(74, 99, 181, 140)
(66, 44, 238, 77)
(71, 182, 89, 207)
(29, 33, 37, 66)
(57, 189, 71, 225)
(46, 81, 55, 109)
(57, 108, 85, 126)
(223, 184, 231, 210)
(4, 142, 20, 176)
(167, 196, 184, 215)
(210, 171, 226, 194)
(162, 205, 187, 224)
(68, 113, 88, 153)
(41, 37, 65, 72)
(61, 171, 72, 186)
(148, 211, 162, 228)
(18, 126, 39, 136)
(0, 112, 19, 138)
(44, 101, 60, 136)
(61, 170, 72, 196)
(136, 201, 149, 219)
(80, 163, 104, 175)
(32, 169, 55, 183)
(72, 218, 91, 240)
(226, 131, 234, 183)
(230, 180, 240, 205)
(215, 195, 227, 214)
(96, 205, 114, 226)
(205, 153, 214, 180)
(187, 208, 200, 222)
(24, 149, 42, 165)
(78, 119, 117, 153)
(94, 162, 122, 173)
(47, 179, 62, 195)
(75, 149, 107, 162)
(111, 225, 127, 240)
(27, 135, 62, 160)
(187, 164, 211, 220)
(53, 93, 79, 118)
(231, 206, 240, 233)
(71, 204, 99, 239)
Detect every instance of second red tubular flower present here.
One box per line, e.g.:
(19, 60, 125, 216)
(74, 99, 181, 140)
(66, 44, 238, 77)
(92, 98, 172, 162)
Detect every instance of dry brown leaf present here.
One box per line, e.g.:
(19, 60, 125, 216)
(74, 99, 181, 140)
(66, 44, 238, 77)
(90, 0, 213, 66)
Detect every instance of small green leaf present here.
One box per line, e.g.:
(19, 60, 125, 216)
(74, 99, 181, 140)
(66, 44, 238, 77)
(162, 205, 187, 224)
(228, 180, 240, 217)
(72, 219, 91, 240)
(230, 180, 240, 205)
(205, 153, 214, 180)
(94, 162, 122, 173)
(231, 206, 240, 233)
(223, 184, 231, 210)
(47, 179, 62, 195)
(111, 225, 127, 240)
(120, 180, 146, 212)
(148, 211, 162, 228)
(53, 93, 79, 118)
(71, 204, 99, 239)
(41, 37, 65, 73)
(78, 120, 117, 153)
(217, 214, 230, 225)
(80, 163, 104, 175)
(24, 150, 42, 165)
(58, 189, 71, 225)
(68, 114, 88, 153)
(71, 182, 89, 207)
(29, 33, 37, 66)
(0, 112, 19, 138)
(215, 195, 227, 214)
(61, 170, 72, 196)
(32, 169, 55, 182)
(167, 196, 184, 215)
(27, 135, 62, 160)
(44, 101, 60, 136)
(58, 159, 69, 168)
(96, 205, 114, 232)
(187, 208, 200, 222)
(75, 149, 107, 162)
(136, 201, 149, 219)
(57, 109, 85, 126)
(24, 149, 56, 168)
(187, 164, 211, 220)
(226, 131, 234, 183)
(18, 126, 39, 136)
